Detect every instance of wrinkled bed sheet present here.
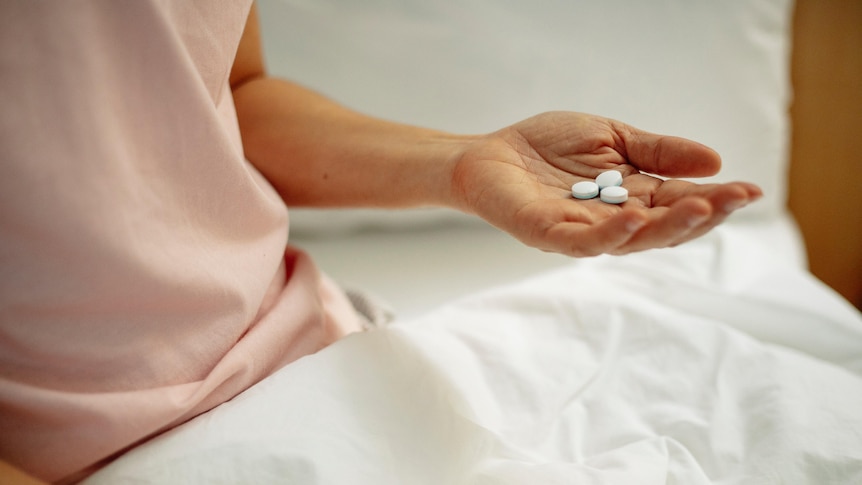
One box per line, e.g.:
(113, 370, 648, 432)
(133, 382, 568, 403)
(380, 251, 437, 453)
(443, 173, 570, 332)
(86, 221, 862, 484)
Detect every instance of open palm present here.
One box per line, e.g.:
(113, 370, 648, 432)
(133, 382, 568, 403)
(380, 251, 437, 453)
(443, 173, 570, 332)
(450, 111, 762, 257)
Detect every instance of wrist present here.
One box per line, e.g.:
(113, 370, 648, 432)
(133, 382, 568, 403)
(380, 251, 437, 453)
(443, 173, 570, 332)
(415, 132, 479, 210)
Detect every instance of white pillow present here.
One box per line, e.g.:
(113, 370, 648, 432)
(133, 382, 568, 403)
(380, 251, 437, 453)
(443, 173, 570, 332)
(258, 0, 793, 236)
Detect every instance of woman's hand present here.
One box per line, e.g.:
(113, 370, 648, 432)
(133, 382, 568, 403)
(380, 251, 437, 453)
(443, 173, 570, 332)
(450, 111, 762, 257)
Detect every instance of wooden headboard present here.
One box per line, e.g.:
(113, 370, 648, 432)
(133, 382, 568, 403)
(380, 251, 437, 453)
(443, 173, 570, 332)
(788, 0, 862, 309)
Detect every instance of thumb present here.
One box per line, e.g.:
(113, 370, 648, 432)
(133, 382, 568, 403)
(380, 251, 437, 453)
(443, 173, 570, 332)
(614, 123, 722, 178)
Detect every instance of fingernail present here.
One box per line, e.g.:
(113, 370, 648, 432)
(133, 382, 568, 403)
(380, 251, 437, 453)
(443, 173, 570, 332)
(626, 219, 647, 233)
(687, 214, 710, 228)
(724, 200, 747, 213)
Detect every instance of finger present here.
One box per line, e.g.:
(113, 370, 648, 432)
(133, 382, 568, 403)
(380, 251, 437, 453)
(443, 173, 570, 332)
(718, 181, 763, 212)
(653, 180, 762, 214)
(611, 197, 712, 254)
(669, 208, 729, 247)
(666, 182, 763, 245)
(611, 121, 722, 178)
(540, 209, 648, 257)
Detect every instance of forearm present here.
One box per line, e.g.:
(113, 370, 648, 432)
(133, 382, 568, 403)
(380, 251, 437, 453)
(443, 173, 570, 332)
(232, 77, 474, 208)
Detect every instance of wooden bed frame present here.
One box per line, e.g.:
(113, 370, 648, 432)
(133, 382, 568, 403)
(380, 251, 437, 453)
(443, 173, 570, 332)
(789, 0, 862, 309)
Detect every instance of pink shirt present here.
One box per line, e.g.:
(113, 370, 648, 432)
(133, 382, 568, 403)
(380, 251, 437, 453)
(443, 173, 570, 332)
(0, 2, 362, 481)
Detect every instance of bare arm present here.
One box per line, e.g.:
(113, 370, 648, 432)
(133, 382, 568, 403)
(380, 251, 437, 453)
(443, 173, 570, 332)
(229, 5, 469, 209)
(229, 4, 761, 257)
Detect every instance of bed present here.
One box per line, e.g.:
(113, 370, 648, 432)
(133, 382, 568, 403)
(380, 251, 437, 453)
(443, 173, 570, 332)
(84, 0, 862, 483)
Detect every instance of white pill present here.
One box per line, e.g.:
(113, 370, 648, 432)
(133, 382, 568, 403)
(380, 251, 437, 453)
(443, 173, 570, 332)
(571, 181, 599, 199)
(600, 186, 628, 204)
(595, 170, 623, 189)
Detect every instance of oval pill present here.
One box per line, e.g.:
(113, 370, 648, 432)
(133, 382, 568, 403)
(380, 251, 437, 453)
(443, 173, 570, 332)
(600, 185, 628, 204)
(571, 181, 599, 199)
(595, 170, 623, 189)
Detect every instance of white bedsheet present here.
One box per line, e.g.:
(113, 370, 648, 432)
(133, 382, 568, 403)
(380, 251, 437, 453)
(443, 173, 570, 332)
(86, 218, 862, 484)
